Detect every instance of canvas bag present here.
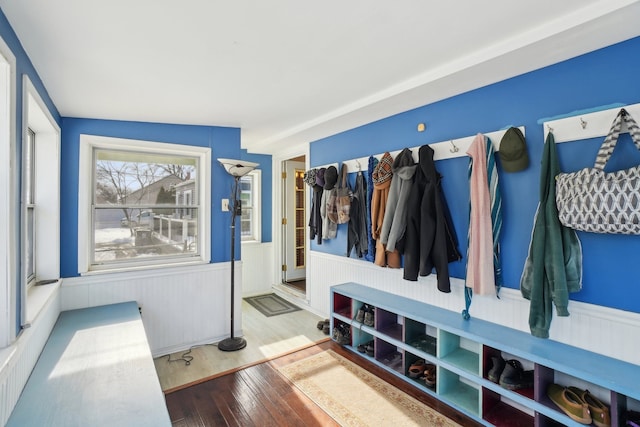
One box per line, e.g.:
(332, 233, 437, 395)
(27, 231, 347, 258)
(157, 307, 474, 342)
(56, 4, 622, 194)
(328, 164, 352, 224)
(556, 108, 640, 234)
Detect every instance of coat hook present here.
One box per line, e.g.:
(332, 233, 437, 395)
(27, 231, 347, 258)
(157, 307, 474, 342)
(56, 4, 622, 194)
(449, 140, 459, 153)
(580, 118, 587, 129)
(547, 124, 554, 134)
(355, 159, 361, 171)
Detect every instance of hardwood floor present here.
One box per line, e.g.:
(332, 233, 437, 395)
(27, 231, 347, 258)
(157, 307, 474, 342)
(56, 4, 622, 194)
(165, 340, 482, 427)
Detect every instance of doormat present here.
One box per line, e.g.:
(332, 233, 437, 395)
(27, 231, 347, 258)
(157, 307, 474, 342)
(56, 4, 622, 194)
(244, 293, 301, 317)
(277, 350, 461, 427)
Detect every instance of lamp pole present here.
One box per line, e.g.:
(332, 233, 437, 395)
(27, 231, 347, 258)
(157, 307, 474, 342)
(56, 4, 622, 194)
(218, 175, 247, 351)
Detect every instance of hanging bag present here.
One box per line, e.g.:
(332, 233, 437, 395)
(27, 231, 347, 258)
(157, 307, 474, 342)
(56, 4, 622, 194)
(328, 164, 352, 224)
(556, 108, 640, 234)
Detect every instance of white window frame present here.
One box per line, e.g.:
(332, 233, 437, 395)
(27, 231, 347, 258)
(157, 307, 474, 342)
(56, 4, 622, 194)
(240, 169, 261, 243)
(78, 134, 211, 274)
(21, 76, 61, 326)
(0, 36, 16, 348)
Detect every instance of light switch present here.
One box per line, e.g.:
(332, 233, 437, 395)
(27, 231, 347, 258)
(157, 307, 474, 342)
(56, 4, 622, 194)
(221, 199, 230, 212)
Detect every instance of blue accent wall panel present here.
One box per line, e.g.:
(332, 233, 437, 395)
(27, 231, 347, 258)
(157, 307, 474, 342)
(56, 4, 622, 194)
(310, 36, 640, 314)
(60, 118, 242, 277)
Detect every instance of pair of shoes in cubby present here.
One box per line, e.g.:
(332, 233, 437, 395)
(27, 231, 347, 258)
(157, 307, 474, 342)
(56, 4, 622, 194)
(354, 304, 375, 326)
(357, 340, 374, 357)
(332, 323, 351, 345)
(488, 356, 533, 390)
(408, 359, 436, 388)
(547, 384, 610, 427)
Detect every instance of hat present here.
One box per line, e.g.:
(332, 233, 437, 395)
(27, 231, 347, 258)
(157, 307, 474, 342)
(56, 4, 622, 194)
(499, 127, 529, 173)
(324, 166, 338, 190)
(303, 168, 317, 187)
(315, 167, 326, 189)
(372, 152, 394, 185)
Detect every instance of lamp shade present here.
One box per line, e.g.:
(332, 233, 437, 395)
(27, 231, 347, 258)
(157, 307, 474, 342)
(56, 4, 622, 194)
(218, 158, 259, 177)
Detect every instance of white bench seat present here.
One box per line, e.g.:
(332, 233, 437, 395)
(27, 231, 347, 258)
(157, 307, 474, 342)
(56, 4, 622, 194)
(7, 302, 171, 427)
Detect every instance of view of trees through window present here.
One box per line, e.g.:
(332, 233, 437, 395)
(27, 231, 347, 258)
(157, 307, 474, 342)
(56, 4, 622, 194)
(92, 149, 200, 266)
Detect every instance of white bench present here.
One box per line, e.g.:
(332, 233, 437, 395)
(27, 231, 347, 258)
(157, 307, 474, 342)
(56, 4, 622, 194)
(7, 301, 171, 427)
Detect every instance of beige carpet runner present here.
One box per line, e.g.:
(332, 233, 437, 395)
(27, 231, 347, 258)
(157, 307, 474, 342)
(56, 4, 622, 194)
(277, 350, 461, 427)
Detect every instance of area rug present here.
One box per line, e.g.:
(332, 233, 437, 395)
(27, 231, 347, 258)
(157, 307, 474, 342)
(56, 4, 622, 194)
(277, 350, 461, 427)
(244, 293, 301, 317)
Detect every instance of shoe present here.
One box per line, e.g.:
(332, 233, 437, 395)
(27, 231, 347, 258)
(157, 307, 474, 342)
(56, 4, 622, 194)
(547, 384, 592, 425)
(322, 320, 330, 335)
(422, 364, 436, 388)
(487, 356, 505, 383)
(408, 359, 426, 378)
(317, 319, 329, 330)
(365, 341, 374, 357)
(499, 359, 533, 390)
(363, 305, 375, 327)
(355, 307, 365, 323)
(568, 387, 610, 427)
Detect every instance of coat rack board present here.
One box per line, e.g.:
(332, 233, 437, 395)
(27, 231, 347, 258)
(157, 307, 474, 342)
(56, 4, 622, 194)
(314, 126, 525, 173)
(543, 102, 640, 144)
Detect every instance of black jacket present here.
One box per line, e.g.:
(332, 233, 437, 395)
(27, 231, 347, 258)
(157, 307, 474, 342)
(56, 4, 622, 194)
(403, 145, 461, 292)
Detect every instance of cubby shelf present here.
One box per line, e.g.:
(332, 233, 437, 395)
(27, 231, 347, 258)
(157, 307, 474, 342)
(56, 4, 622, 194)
(330, 282, 640, 427)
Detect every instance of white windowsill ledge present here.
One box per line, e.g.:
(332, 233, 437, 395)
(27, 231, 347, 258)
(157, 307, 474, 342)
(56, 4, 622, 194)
(25, 279, 61, 327)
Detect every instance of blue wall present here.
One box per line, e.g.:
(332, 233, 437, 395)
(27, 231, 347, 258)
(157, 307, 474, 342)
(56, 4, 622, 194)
(60, 118, 244, 277)
(310, 36, 640, 314)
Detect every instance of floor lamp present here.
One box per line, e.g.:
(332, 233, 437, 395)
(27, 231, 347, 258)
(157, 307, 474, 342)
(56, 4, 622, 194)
(217, 158, 259, 352)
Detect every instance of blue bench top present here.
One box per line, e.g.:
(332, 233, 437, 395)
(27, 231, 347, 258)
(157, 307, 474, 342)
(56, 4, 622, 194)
(7, 301, 171, 427)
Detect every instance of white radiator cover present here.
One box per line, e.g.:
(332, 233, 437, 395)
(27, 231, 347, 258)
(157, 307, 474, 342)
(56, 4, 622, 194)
(307, 251, 640, 366)
(61, 262, 242, 357)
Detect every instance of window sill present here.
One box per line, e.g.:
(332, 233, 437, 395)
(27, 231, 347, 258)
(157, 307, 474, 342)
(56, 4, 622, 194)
(25, 279, 61, 326)
(81, 259, 210, 277)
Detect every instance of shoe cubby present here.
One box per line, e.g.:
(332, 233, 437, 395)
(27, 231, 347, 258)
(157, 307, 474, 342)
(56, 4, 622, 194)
(439, 367, 480, 417)
(482, 387, 534, 427)
(405, 318, 437, 357)
(330, 283, 640, 427)
(405, 351, 436, 391)
(438, 330, 480, 375)
(375, 338, 403, 374)
(483, 346, 534, 400)
(374, 307, 403, 341)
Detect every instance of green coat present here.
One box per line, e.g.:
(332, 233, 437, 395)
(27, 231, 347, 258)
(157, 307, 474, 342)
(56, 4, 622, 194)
(520, 132, 582, 338)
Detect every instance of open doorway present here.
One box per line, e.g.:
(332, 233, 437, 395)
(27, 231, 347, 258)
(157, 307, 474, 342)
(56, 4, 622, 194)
(281, 155, 306, 295)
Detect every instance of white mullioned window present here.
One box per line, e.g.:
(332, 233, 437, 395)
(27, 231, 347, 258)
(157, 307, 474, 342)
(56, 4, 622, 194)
(240, 169, 261, 242)
(78, 135, 210, 273)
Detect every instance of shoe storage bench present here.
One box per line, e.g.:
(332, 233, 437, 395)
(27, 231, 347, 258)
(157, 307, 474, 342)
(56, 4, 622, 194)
(330, 282, 639, 427)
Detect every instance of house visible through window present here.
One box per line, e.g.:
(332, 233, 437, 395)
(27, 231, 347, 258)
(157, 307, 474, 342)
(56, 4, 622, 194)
(91, 148, 202, 268)
(240, 169, 261, 242)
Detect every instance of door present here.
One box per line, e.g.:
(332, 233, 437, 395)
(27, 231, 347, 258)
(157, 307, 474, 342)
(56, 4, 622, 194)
(282, 159, 306, 283)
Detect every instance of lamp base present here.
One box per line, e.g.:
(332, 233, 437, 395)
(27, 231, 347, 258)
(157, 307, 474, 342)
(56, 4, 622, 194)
(218, 336, 247, 352)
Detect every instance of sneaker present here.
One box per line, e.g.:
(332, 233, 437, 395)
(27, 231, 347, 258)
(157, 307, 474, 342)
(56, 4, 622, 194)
(355, 307, 365, 323)
(363, 305, 375, 327)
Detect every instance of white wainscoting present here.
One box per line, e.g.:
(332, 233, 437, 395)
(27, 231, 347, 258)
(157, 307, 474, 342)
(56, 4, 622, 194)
(307, 251, 640, 366)
(0, 287, 60, 426)
(61, 262, 242, 357)
(241, 241, 274, 297)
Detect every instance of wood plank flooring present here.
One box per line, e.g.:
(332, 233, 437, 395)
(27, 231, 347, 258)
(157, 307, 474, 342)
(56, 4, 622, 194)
(165, 340, 482, 427)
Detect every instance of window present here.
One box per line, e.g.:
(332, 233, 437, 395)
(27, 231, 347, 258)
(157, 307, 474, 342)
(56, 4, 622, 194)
(240, 169, 261, 242)
(79, 135, 210, 272)
(23, 128, 35, 287)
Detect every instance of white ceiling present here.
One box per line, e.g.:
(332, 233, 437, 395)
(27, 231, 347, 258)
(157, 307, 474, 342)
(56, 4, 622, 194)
(1, 0, 640, 154)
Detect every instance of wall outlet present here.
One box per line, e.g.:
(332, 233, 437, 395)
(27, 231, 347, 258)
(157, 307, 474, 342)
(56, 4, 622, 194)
(221, 198, 230, 212)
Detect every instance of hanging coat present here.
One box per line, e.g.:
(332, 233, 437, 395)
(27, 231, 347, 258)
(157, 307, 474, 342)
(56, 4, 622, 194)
(403, 145, 461, 292)
(364, 156, 378, 263)
(520, 132, 582, 338)
(371, 152, 400, 267)
(348, 170, 368, 258)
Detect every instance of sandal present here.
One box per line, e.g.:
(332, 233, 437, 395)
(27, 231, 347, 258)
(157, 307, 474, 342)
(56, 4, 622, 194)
(423, 363, 436, 388)
(409, 359, 426, 378)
